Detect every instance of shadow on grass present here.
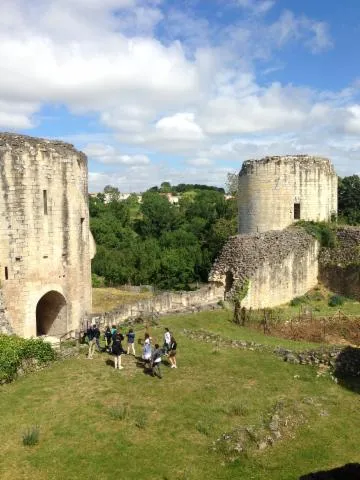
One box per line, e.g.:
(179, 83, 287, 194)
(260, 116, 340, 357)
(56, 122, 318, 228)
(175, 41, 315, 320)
(299, 462, 360, 479)
(105, 358, 115, 368)
(333, 346, 360, 394)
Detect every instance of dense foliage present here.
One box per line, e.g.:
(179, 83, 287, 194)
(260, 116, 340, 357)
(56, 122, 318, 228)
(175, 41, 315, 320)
(90, 185, 237, 290)
(338, 175, 360, 224)
(0, 335, 56, 383)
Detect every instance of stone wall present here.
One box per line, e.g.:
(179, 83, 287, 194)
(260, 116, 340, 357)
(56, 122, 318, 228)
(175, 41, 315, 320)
(87, 284, 224, 327)
(319, 227, 360, 300)
(209, 228, 319, 309)
(0, 288, 12, 334)
(0, 133, 93, 337)
(238, 155, 337, 234)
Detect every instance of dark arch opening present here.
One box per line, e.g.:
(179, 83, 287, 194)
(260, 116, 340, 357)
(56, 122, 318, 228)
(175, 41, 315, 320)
(225, 271, 234, 294)
(36, 291, 67, 336)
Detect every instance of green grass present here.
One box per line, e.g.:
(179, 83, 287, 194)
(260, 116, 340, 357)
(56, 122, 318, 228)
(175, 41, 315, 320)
(0, 311, 359, 480)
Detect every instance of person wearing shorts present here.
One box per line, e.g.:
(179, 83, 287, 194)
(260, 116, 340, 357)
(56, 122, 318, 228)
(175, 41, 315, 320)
(168, 336, 177, 368)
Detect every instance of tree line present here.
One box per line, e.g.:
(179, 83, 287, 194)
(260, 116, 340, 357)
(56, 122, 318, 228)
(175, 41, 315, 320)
(90, 184, 237, 290)
(90, 175, 360, 290)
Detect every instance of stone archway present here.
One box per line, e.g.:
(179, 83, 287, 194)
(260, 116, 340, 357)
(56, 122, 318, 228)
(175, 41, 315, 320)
(36, 291, 67, 336)
(225, 271, 234, 294)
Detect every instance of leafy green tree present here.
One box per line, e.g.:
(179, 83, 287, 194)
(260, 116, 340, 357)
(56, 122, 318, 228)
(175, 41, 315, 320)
(338, 175, 360, 224)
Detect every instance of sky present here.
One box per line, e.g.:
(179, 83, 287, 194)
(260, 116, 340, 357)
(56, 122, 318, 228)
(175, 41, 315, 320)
(1, 0, 360, 192)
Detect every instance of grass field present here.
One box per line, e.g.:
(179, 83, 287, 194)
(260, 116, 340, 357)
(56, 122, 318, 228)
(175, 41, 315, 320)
(1, 311, 359, 480)
(92, 287, 152, 313)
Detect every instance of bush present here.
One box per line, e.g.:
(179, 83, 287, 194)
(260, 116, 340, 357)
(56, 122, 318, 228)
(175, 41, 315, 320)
(108, 404, 129, 420)
(290, 296, 306, 306)
(297, 221, 337, 248)
(0, 335, 55, 383)
(22, 426, 40, 446)
(92, 273, 105, 288)
(328, 295, 345, 307)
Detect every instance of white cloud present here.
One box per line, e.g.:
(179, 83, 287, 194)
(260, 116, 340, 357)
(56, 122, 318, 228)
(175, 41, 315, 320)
(1, 0, 359, 188)
(84, 142, 150, 165)
(235, 0, 275, 15)
(186, 157, 213, 167)
(155, 113, 205, 141)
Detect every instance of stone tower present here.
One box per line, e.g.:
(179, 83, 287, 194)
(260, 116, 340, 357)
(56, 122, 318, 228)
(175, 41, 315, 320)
(0, 133, 95, 338)
(238, 155, 338, 234)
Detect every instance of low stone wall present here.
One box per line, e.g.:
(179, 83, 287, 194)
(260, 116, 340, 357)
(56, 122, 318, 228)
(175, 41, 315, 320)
(209, 228, 319, 308)
(319, 227, 360, 300)
(182, 328, 360, 377)
(86, 284, 224, 328)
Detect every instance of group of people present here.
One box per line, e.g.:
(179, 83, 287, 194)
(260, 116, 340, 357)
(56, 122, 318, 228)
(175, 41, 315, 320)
(85, 324, 177, 378)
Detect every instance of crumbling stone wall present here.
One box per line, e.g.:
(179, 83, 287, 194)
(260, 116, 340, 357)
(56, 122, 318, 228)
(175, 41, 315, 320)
(0, 133, 94, 337)
(209, 228, 319, 309)
(238, 155, 337, 234)
(88, 284, 224, 326)
(319, 227, 360, 300)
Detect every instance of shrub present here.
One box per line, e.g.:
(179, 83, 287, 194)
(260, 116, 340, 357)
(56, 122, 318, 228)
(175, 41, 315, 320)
(22, 426, 40, 446)
(0, 335, 55, 383)
(92, 273, 105, 288)
(134, 412, 147, 429)
(195, 421, 210, 436)
(297, 221, 337, 248)
(108, 404, 129, 420)
(227, 402, 249, 417)
(290, 296, 306, 306)
(328, 295, 345, 307)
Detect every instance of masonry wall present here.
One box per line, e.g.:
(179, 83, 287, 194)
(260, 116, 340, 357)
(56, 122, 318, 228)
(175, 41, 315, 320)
(0, 133, 93, 337)
(87, 284, 224, 327)
(238, 156, 338, 234)
(209, 229, 319, 309)
(319, 227, 360, 301)
(241, 242, 319, 309)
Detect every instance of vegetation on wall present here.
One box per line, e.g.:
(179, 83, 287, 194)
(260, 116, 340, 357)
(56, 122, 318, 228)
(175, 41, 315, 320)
(90, 184, 237, 290)
(296, 221, 337, 248)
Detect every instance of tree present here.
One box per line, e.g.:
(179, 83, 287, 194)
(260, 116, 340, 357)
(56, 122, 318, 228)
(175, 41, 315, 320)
(160, 181, 172, 193)
(338, 175, 360, 224)
(103, 185, 120, 202)
(226, 172, 238, 196)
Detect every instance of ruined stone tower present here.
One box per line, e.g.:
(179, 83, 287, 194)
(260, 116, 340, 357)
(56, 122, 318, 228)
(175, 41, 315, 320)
(238, 155, 338, 234)
(210, 155, 339, 309)
(0, 133, 95, 338)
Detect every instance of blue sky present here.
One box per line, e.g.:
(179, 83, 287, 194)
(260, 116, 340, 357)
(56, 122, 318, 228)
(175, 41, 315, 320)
(1, 0, 360, 192)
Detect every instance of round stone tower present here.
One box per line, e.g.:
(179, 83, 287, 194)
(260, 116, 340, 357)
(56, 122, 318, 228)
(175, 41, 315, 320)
(0, 133, 95, 338)
(238, 155, 338, 234)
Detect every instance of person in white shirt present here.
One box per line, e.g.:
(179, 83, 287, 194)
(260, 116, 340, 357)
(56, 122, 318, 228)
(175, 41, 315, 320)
(164, 328, 171, 354)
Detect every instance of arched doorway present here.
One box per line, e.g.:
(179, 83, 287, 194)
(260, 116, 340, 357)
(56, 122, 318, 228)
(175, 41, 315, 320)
(225, 271, 234, 294)
(36, 291, 67, 336)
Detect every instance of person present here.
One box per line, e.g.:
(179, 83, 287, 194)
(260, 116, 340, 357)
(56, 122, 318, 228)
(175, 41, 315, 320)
(105, 326, 112, 352)
(93, 324, 101, 352)
(168, 336, 177, 368)
(111, 324, 117, 342)
(87, 324, 96, 359)
(164, 327, 171, 354)
(142, 333, 152, 367)
(151, 344, 163, 378)
(126, 328, 136, 355)
(112, 333, 125, 370)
